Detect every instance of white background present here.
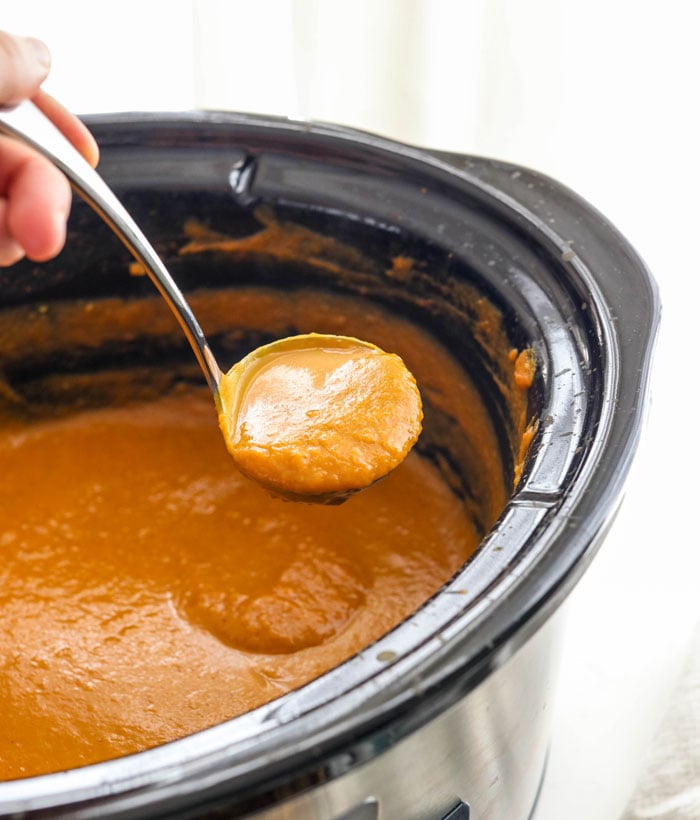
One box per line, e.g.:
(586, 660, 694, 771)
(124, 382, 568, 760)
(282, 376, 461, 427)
(2, 2, 699, 818)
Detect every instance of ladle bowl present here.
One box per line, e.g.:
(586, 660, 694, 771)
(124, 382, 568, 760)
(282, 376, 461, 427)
(218, 331, 423, 503)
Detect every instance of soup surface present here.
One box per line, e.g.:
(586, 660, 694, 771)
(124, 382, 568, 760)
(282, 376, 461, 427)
(0, 386, 480, 779)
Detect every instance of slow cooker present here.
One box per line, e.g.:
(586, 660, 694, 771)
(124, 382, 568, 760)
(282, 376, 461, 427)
(0, 113, 659, 819)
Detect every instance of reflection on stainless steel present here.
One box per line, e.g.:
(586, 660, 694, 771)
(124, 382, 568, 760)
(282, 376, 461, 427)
(225, 617, 561, 820)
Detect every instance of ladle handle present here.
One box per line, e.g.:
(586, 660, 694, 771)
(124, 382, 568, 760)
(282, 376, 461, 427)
(0, 101, 222, 393)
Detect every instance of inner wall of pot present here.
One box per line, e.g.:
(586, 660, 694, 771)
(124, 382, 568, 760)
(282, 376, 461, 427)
(0, 198, 535, 538)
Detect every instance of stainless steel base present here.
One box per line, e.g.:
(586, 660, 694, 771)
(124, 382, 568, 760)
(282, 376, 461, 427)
(245, 613, 563, 820)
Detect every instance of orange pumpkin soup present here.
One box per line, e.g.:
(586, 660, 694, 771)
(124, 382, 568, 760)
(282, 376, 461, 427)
(0, 385, 478, 779)
(0, 269, 534, 780)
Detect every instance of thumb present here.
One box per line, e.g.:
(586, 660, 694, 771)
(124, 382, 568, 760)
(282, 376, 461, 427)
(0, 31, 51, 106)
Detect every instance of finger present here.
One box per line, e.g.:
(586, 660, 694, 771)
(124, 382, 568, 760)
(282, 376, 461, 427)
(3, 139, 72, 262)
(0, 235, 25, 267)
(0, 199, 25, 267)
(33, 89, 100, 168)
(0, 31, 50, 106)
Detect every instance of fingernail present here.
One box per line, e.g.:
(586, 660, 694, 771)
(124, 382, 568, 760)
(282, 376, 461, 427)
(24, 36, 51, 72)
(0, 238, 26, 268)
(49, 208, 69, 255)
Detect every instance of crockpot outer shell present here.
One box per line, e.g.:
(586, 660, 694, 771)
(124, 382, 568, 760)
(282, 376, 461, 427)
(0, 112, 660, 818)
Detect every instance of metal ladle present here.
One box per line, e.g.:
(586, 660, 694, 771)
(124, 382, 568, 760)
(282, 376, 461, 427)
(0, 102, 423, 503)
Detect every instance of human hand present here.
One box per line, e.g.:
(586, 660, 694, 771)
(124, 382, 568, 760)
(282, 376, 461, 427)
(0, 30, 99, 266)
